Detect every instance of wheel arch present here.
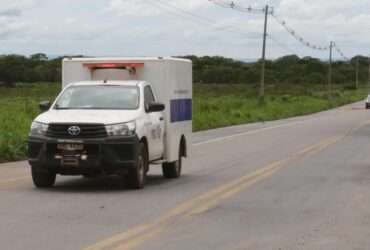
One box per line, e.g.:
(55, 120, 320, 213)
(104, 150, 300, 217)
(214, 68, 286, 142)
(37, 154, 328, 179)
(139, 136, 149, 158)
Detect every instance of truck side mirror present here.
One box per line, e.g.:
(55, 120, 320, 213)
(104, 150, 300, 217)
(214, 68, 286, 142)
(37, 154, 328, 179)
(147, 102, 165, 113)
(39, 101, 51, 112)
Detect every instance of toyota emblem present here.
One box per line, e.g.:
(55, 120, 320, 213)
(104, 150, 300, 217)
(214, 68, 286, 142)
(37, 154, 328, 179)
(68, 126, 81, 136)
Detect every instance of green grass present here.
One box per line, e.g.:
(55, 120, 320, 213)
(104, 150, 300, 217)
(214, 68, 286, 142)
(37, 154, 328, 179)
(0, 83, 60, 162)
(0, 83, 368, 162)
(193, 84, 369, 131)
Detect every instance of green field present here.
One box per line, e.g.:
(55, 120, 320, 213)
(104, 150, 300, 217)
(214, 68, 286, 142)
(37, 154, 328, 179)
(194, 84, 369, 130)
(0, 83, 368, 162)
(0, 83, 61, 162)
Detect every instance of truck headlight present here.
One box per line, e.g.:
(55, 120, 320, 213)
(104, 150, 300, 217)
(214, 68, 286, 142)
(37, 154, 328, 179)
(105, 122, 136, 137)
(30, 121, 49, 136)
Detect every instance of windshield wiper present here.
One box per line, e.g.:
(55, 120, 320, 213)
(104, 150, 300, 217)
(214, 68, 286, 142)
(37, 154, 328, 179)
(55, 107, 73, 110)
(54, 104, 72, 110)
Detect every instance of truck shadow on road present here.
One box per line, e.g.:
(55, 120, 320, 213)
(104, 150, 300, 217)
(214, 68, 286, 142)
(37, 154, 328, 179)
(45, 174, 192, 193)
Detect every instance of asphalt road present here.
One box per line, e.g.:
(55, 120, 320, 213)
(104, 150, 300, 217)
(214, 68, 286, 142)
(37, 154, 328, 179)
(1, 102, 370, 250)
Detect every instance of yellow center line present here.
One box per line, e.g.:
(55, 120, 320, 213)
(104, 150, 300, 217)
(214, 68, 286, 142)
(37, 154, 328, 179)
(85, 127, 356, 250)
(112, 137, 341, 250)
(187, 136, 340, 217)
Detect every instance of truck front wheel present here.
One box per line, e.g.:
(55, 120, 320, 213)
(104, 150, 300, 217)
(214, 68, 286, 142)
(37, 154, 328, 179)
(127, 143, 147, 189)
(31, 166, 56, 188)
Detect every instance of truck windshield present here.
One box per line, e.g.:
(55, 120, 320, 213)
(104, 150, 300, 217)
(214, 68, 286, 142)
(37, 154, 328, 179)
(54, 85, 139, 110)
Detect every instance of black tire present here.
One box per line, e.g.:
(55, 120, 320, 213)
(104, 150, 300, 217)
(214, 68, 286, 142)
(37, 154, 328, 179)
(162, 148, 182, 179)
(127, 143, 147, 189)
(31, 166, 56, 188)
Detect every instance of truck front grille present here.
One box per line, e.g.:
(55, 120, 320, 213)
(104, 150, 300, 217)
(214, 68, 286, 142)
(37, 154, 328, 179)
(47, 124, 107, 139)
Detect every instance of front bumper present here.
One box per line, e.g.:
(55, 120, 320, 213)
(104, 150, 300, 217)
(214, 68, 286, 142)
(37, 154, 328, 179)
(28, 135, 139, 175)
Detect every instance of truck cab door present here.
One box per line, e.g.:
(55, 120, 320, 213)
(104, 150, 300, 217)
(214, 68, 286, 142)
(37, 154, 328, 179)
(144, 85, 165, 160)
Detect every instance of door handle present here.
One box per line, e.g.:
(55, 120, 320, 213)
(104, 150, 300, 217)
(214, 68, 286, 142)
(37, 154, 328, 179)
(159, 117, 164, 121)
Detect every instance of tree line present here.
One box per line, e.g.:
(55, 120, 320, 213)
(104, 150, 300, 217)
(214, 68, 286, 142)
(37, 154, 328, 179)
(0, 54, 64, 87)
(183, 55, 369, 86)
(0, 53, 368, 87)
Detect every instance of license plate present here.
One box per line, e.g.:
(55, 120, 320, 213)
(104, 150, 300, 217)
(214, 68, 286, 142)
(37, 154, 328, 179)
(57, 144, 84, 151)
(61, 156, 80, 167)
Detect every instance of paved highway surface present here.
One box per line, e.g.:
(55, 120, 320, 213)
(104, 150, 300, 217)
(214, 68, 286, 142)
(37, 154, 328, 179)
(1, 102, 370, 250)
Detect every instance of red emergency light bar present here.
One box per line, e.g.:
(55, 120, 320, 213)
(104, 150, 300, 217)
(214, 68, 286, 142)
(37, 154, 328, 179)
(83, 63, 144, 70)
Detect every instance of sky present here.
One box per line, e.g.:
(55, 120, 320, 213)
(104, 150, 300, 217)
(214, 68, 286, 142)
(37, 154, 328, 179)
(0, 0, 369, 60)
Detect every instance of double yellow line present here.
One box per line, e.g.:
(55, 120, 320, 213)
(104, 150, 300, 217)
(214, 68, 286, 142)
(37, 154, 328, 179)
(85, 135, 344, 250)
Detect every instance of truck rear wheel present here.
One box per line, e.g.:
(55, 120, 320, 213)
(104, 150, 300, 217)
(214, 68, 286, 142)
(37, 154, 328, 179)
(162, 148, 182, 179)
(127, 143, 147, 189)
(31, 166, 56, 188)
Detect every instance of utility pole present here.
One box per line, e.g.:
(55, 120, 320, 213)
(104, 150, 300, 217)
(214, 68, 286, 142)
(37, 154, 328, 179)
(328, 41, 333, 103)
(259, 4, 269, 103)
(210, 1, 272, 102)
(356, 56, 359, 89)
(368, 54, 370, 89)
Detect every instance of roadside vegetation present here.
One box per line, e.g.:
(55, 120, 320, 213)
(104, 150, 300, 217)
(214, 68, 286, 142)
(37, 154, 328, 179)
(0, 54, 369, 162)
(0, 82, 367, 162)
(0, 83, 60, 162)
(1, 54, 370, 86)
(194, 84, 368, 130)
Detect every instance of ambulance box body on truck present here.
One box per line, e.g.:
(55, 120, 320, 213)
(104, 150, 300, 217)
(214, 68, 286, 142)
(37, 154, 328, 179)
(28, 57, 192, 189)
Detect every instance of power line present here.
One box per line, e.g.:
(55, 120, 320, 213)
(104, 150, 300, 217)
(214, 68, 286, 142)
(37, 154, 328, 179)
(271, 14, 329, 51)
(151, 0, 216, 25)
(209, 0, 364, 102)
(209, 0, 330, 52)
(151, 0, 359, 64)
(208, 0, 302, 56)
(208, 0, 273, 14)
(145, 0, 252, 37)
(266, 34, 299, 55)
(152, 0, 318, 60)
(209, 0, 353, 102)
(208, 0, 285, 102)
(333, 43, 350, 61)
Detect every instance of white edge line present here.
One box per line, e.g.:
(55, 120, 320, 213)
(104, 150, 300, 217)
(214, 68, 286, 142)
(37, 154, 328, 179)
(193, 120, 307, 147)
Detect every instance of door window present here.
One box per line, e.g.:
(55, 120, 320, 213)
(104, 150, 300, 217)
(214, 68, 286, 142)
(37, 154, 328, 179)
(144, 86, 156, 111)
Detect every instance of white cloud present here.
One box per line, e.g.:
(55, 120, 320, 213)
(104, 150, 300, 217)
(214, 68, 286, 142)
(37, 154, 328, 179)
(0, 0, 37, 39)
(105, 0, 210, 17)
(0, 0, 370, 58)
(0, 0, 37, 16)
(0, 16, 27, 39)
(276, 0, 370, 20)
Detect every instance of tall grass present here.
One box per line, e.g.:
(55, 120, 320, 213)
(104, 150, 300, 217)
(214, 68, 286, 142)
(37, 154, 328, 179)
(0, 83, 60, 162)
(193, 84, 368, 131)
(0, 83, 368, 162)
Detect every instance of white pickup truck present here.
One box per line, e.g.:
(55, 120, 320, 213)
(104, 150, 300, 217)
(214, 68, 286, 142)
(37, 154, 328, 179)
(28, 57, 192, 189)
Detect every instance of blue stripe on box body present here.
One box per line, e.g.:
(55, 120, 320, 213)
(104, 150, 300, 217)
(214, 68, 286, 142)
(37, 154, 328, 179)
(170, 99, 192, 123)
